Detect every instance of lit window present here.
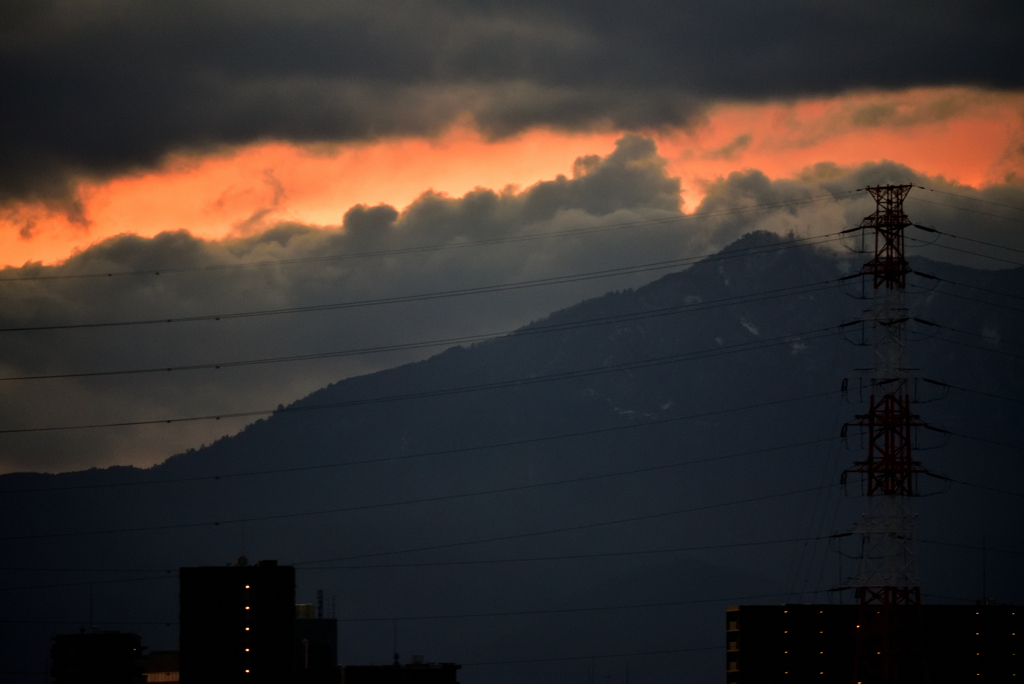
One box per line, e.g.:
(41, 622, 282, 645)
(245, 606, 250, 610)
(245, 648, 250, 652)
(245, 585, 250, 589)
(245, 669, 250, 674)
(245, 627, 250, 631)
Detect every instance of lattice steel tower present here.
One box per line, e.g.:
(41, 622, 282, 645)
(843, 185, 928, 683)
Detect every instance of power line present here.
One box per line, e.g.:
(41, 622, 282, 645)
(921, 273, 1024, 302)
(0, 233, 845, 333)
(0, 620, 176, 626)
(302, 535, 825, 570)
(3, 531, 1018, 588)
(2, 414, 835, 495)
(913, 223, 1024, 257)
(0, 434, 841, 541)
(909, 317, 1024, 359)
(931, 330, 1024, 361)
(907, 233, 1024, 269)
(907, 195, 1024, 225)
(294, 483, 840, 567)
(0, 536, 826, 586)
(922, 378, 1024, 407)
(948, 431, 1024, 453)
(462, 644, 722, 667)
(0, 193, 861, 283)
(914, 185, 1024, 214)
(0, 327, 841, 434)
(944, 476, 1024, 499)
(0, 573, 176, 593)
(0, 590, 811, 626)
(334, 592, 796, 623)
(918, 538, 1024, 555)
(0, 279, 840, 382)
(922, 281, 1024, 314)
(921, 592, 976, 604)
(1, 416, 835, 495)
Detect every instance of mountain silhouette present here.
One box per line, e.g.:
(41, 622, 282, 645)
(2, 231, 1021, 684)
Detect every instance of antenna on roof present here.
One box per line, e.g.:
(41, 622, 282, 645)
(392, 618, 399, 665)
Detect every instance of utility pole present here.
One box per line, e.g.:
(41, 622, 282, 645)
(842, 185, 928, 683)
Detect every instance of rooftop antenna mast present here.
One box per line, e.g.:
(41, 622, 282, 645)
(842, 184, 928, 683)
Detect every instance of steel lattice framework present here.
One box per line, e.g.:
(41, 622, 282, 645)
(844, 185, 928, 684)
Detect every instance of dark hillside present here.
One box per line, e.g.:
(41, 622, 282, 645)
(1, 232, 1021, 684)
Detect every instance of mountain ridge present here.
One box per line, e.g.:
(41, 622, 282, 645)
(1, 231, 1021, 684)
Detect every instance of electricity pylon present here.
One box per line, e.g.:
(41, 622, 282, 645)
(842, 185, 928, 684)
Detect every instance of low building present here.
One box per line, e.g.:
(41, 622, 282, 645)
(295, 603, 338, 684)
(144, 651, 179, 683)
(726, 603, 1020, 682)
(341, 656, 460, 684)
(51, 630, 146, 684)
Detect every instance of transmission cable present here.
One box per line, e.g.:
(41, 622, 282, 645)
(0, 233, 844, 333)
(463, 644, 722, 667)
(923, 378, 1024, 406)
(294, 483, 840, 567)
(0, 192, 861, 283)
(920, 273, 1024, 302)
(914, 185, 1024, 214)
(913, 274, 1024, 313)
(906, 233, 1024, 269)
(0, 590, 808, 626)
(941, 477, 1024, 500)
(918, 538, 1024, 555)
(913, 222, 1024, 256)
(0, 535, 828, 586)
(0, 420, 840, 541)
(0, 327, 841, 434)
(906, 195, 1024, 225)
(0, 279, 841, 382)
(2, 416, 837, 495)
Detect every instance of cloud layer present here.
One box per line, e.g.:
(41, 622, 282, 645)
(3, 0, 1023, 205)
(0, 136, 1021, 474)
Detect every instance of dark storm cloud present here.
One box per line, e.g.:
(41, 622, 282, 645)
(0, 136, 1018, 475)
(2, 0, 1023, 204)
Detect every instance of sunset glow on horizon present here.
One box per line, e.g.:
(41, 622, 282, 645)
(3, 87, 1022, 268)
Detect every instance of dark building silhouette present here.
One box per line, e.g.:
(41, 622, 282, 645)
(295, 602, 338, 684)
(726, 604, 1021, 682)
(144, 651, 180, 682)
(51, 631, 146, 684)
(179, 558, 295, 684)
(341, 656, 460, 684)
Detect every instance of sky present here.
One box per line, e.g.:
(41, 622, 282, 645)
(1, 0, 1023, 474)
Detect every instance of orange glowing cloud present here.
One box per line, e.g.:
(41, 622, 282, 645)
(655, 87, 1024, 196)
(2, 87, 1022, 268)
